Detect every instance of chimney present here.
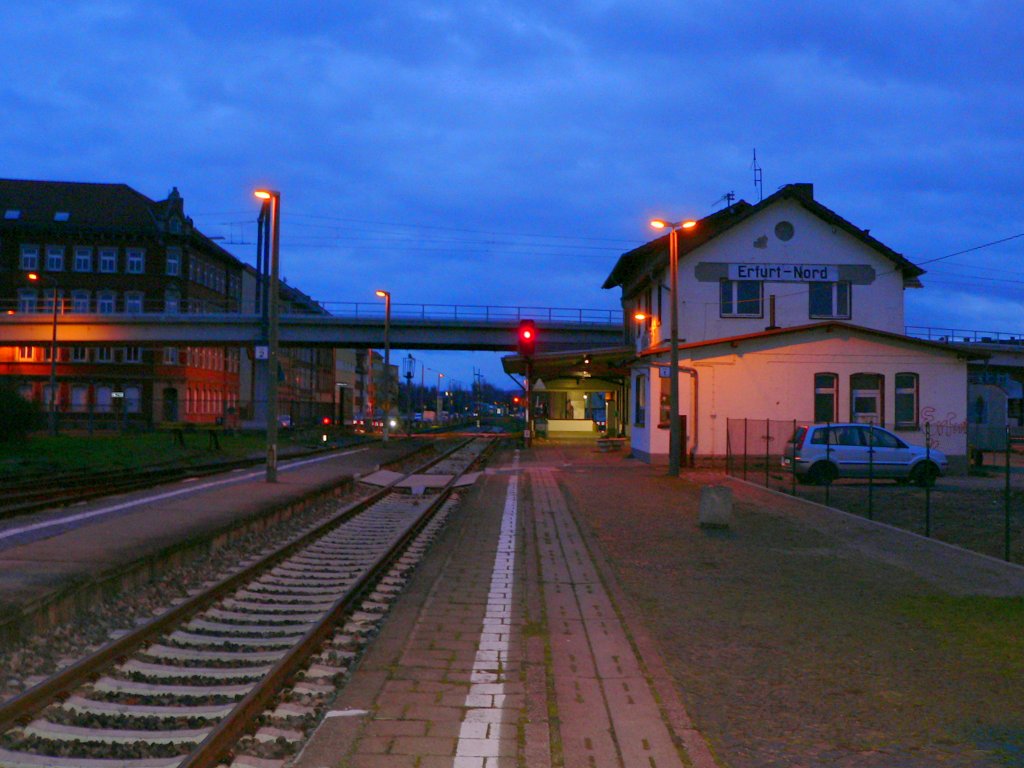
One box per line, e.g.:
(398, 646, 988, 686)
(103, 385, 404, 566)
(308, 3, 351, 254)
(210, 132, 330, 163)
(788, 183, 814, 201)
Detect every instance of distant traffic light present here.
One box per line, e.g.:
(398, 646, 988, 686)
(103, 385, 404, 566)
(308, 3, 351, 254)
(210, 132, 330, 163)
(517, 319, 536, 357)
(512, 395, 521, 405)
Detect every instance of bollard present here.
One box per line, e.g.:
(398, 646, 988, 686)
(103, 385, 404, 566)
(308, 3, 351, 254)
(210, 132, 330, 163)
(699, 485, 733, 529)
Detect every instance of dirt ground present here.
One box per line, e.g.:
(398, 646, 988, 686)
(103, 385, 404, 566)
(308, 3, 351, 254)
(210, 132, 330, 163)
(549, 447, 1024, 768)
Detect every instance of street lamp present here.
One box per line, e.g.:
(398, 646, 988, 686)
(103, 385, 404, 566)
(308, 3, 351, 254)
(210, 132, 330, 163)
(254, 189, 281, 482)
(375, 289, 391, 444)
(649, 218, 697, 476)
(27, 272, 59, 436)
(436, 371, 444, 423)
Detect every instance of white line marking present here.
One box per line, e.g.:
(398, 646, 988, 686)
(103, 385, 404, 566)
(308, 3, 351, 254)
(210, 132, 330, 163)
(0, 448, 368, 543)
(454, 451, 518, 767)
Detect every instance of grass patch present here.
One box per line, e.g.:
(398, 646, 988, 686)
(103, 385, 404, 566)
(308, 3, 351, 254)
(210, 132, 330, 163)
(0, 431, 320, 478)
(898, 595, 1024, 676)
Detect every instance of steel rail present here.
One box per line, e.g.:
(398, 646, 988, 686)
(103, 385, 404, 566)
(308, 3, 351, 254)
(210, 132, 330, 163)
(0, 436, 480, 735)
(180, 436, 497, 768)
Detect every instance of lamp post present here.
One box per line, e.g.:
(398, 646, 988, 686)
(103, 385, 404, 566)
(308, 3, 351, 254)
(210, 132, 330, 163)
(436, 371, 444, 423)
(254, 189, 281, 482)
(27, 272, 60, 436)
(649, 218, 696, 476)
(375, 289, 391, 443)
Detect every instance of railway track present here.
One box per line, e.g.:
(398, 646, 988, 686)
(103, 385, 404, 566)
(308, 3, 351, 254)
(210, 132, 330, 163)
(0, 436, 496, 768)
(0, 442, 370, 521)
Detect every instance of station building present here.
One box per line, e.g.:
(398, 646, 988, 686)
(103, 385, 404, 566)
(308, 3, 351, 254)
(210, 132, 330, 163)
(506, 183, 979, 471)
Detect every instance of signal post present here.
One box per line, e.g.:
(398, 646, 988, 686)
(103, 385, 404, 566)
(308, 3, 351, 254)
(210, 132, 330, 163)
(517, 319, 536, 448)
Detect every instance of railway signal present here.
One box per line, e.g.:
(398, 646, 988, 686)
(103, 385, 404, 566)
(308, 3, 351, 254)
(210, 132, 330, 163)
(517, 319, 536, 357)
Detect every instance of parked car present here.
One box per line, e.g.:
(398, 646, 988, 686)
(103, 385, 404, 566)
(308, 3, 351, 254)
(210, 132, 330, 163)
(782, 423, 947, 485)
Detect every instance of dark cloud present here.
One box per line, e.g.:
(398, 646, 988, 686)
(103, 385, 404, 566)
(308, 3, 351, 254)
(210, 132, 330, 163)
(1, 0, 1020, 382)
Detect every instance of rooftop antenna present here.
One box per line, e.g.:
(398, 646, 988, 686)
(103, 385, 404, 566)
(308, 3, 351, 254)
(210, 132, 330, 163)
(711, 191, 736, 209)
(751, 148, 763, 202)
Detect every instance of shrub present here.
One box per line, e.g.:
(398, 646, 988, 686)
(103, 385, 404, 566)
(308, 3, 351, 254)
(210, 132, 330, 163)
(0, 382, 41, 442)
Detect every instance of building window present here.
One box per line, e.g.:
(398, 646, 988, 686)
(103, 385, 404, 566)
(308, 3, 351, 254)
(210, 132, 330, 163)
(17, 346, 34, 361)
(895, 373, 919, 429)
(95, 386, 112, 413)
(166, 247, 181, 276)
(17, 289, 38, 313)
(164, 289, 180, 314)
(720, 279, 762, 317)
(164, 347, 179, 365)
(42, 288, 62, 314)
(124, 291, 144, 313)
(20, 244, 39, 270)
(46, 246, 65, 272)
(74, 247, 93, 272)
(71, 290, 90, 313)
(809, 281, 850, 319)
(99, 248, 118, 273)
(850, 373, 884, 424)
(124, 347, 142, 364)
(70, 385, 88, 412)
(72, 347, 89, 362)
(634, 374, 647, 427)
(814, 373, 838, 422)
(124, 386, 142, 413)
(96, 348, 113, 363)
(97, 291, 116, 314)
(126, 248, 145, 274)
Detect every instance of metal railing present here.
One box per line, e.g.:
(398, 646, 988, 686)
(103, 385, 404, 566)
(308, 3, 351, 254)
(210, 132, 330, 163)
(906, 326, 1024, 345)
(0, 299, 620, 325)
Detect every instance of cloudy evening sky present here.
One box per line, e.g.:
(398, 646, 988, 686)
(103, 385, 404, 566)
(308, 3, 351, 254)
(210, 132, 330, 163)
(3, 1, 1022, 385)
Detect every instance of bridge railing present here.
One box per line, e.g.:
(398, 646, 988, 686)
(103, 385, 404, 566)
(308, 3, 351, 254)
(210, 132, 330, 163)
(0, 299, 621, 325)
(321, 302, 619, 324)
(905, 326, 1024, 345)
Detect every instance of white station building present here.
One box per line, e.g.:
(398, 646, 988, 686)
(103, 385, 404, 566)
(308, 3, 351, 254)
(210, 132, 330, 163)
(507, 183, 979, 472)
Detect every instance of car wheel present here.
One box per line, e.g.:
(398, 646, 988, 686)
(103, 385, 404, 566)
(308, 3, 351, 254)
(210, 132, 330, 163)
(807, 461, 838, 486)
(911, 461, 939, 487)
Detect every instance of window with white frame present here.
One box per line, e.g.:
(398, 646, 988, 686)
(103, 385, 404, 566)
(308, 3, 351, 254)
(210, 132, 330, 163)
(720, 279, 763, 317)
(163, 347, 179, 365)
(17, 346, 34, 361)
(72, 347, 89, 362)
(814, 373, 838, 422)
(895, 373, 919, 429)
(124, 291, 144, 313)
(99, 248, 117, 273)
(71, 290, 90, 312)
(97, 291, 116, 314)
(42, 288, 62, 314)
(126, 248, 145, 274)
(17, 289, 37, 313)
(46, 246, 65, 272)
(124, 347, 142, 364)
(850, 373, 884, 424)
(20, 244, 39, 270)
(166, 247, 181, 276)
(96, 347, 113, 363)
(809, 281, 851, 319)
(74, 246, 93, 272)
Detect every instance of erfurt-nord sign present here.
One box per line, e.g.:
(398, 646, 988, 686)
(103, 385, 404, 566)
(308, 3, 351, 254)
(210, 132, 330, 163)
(729, 264, 838, 282)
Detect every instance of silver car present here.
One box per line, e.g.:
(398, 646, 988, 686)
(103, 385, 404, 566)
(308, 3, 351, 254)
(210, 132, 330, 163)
(782, 423, 947, 485)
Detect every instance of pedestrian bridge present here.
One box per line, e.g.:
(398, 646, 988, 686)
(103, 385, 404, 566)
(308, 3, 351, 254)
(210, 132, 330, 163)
(0, 302, 625, 352)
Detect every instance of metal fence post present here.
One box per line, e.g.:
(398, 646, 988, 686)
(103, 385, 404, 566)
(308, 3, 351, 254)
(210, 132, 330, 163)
(925, 422, 932, 538)
(743, 418, 748, 481)
(765, 417, 770, 487)
(791, 418, 797, 496)
(867, 421, 875, 521)
(1006, 426, 1012, 562)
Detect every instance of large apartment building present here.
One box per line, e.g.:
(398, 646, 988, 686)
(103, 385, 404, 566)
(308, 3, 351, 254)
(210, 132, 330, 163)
(0, 179, 245, 427)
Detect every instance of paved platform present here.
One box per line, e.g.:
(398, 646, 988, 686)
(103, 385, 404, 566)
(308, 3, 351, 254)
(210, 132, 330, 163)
(293, 446, 716, 768)
(0, 441, 426, 633)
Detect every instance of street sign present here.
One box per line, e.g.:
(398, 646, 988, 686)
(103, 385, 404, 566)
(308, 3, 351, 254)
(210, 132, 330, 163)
(255, 346, 269, 360)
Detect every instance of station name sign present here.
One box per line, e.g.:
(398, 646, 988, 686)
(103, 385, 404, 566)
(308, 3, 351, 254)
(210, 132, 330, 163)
(729, 263, 837, 282)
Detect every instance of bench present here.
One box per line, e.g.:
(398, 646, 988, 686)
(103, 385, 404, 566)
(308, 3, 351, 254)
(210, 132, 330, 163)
(596, 437, 627, 452)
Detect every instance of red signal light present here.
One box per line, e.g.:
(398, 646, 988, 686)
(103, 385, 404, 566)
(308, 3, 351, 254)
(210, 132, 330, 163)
(517, 319, 536, 357)
(322, 416, 332, 426)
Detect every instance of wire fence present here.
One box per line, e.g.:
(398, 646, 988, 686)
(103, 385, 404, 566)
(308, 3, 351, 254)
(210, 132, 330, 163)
(725, 418, 1023, 564)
